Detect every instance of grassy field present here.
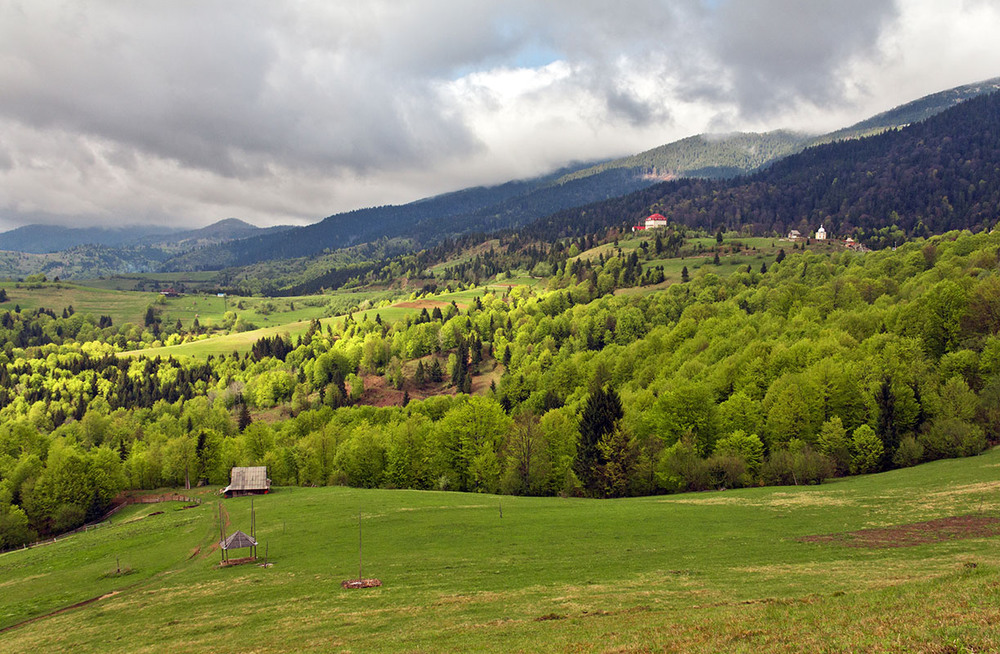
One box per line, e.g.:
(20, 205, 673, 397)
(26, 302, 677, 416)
(0, 282, 159, 326)
(1, 449, 998, 652)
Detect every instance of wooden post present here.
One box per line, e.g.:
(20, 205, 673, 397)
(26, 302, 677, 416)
(358, 509, 363, 583)
(219, 503, 226, 563)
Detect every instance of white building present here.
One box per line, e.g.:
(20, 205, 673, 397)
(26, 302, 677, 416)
(645, 213, 668, 229)
(816, 225, 827, 240)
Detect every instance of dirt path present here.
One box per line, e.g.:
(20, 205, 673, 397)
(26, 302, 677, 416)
(208, 502, 231, 553)
(0, 591, 121, 634)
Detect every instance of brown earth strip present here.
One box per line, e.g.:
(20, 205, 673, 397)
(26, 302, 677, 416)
(0, 591, 119, 634)
(800, 514, 1000, 548)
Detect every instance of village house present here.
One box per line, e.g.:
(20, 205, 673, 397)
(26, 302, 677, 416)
(222, 466, 271, 498)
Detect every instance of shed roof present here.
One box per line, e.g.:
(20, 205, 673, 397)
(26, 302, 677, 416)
(221, 530, 257, 550)
(224, 466, 270, 492)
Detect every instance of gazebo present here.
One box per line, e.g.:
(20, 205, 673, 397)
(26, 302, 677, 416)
(220, 529, 258, 564)
(218, 499, 260, 565)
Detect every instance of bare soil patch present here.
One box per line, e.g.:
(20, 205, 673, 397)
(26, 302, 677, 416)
(341, 578, 382, 589)
(800, 514, 1000, 548)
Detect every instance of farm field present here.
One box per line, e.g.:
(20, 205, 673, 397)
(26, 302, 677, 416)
(1, 449, 998, 653)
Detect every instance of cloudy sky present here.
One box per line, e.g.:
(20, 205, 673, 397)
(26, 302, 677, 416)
(1, 0, 999, 232)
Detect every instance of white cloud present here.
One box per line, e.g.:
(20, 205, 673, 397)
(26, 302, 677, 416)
(0, 0, 998, 233)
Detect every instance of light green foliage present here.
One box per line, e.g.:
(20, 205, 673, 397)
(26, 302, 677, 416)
(816, 416, 851, 475)
(850, 425, 884, 474)
(433, 396, 512, 492)
(712, 430, 764, 476)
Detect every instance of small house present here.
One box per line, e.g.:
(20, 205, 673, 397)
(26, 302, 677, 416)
(787, 229, 802, 240)
(223, 466, 270, 498)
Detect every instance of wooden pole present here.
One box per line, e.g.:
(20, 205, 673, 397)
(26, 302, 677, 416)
(219, 503, 226, 563)
(358, 509, 363, 583)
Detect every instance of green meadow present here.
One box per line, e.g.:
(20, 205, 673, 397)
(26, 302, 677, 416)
(0, 282, 159, 327)
(2, 449, 998, 653)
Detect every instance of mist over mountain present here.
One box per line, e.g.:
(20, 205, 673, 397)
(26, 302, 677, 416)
(161, 77, 1000, 272)
(527, 89, 1000, 245)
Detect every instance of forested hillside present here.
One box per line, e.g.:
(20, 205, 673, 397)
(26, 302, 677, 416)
(530, 91, 1000, 244)
(3, 227, 999, 548)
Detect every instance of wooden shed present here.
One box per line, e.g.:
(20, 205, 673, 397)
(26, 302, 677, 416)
(222, 466, 270, 498)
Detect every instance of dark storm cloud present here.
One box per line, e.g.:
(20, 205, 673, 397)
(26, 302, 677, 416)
(707, 0, 899, 117)
(0, 0, 995, 230)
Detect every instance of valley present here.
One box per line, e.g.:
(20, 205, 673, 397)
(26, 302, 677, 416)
(1, 77, 1000, 653)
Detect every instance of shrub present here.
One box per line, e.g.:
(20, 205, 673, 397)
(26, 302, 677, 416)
(656, 438, 710, 492)
(892, 436, 925, 468)
(706, 454, 749, 489)
(816, 416, 851, 475)
(761, 442, 834, 486)
(713, 430, 764, 477)
(918, 418, 987, 460)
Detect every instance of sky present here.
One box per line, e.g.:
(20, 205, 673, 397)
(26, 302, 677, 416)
(1, 0, 999, 233)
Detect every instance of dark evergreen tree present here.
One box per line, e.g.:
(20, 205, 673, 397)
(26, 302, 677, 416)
(575, 384, 624, 495)
(875, 377, 899, 469)
(237, 402, 252, 432)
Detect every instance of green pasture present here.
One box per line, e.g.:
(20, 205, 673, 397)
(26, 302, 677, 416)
(0, 282, 158, 326)
(157, 294, 332, 332)
(80, 272, 222, 292)
(2, 450, 999, 652)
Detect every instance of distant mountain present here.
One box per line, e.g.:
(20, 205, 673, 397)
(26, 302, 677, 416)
(556, 76, 1000, 185)
(139, 218, 295, 250)
(0, 218, 295, 279)
(0, 218, 291, 256)
(817, 76, 1000, 143)
(527, 89, 1000, 246)
(164, 77, 1000, 271)
(0, 224, 180, 254)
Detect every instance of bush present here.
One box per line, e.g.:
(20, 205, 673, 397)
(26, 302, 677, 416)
(52, 503, 86, 533)
(816, 416, 851, 475)
(892, 436, 925, 468)
(918, 418, 987, 460)
(761, 441, 834, 486)
(706, 454, 749, 489)
(0, 503, 36, 549)
(656, 438, 710, 492)
(713, 430, 764, 477)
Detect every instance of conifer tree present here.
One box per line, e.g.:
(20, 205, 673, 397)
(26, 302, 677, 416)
(575, 384, 623, 495)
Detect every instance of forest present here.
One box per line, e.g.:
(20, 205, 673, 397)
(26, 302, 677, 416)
(2, 226, 999, 549)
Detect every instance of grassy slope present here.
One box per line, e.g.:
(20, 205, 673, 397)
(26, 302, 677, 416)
(1, 450, 998, 652)
(0, 282, 160, 327)
(122, 284, 533, 359)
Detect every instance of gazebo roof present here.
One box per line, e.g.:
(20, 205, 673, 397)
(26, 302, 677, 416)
(221, 530, 257, 550)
